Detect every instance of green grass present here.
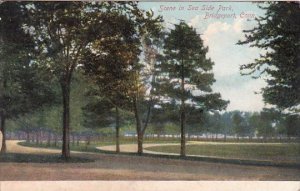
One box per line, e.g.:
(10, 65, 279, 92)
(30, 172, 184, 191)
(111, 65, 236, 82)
(146, 143, 300, 162)
(18, 137, 300, 163)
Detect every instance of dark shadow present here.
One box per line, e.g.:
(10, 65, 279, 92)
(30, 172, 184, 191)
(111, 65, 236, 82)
(0, 153, 95, 163)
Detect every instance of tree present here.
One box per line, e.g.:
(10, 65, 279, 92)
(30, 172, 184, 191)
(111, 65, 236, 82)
(80, 2, 162, 154)
(83, 92, 123, 152)
(220, 112, 234, 141)
(232, 112, 246, 139)
(284, 114, 300, 139)
(0, 2, 56, 153)
(159, 21, 228, 156)
(150, 101, 179, 138)
(23, 2, 125, 159)
(124, 7, 163, 155)
(82, 9, 140, 153)
(238, 2, 300, 112)
(209, 112, 222, 140)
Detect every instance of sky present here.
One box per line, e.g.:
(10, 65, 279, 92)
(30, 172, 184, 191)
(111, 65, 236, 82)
(139, 2, 268, 112)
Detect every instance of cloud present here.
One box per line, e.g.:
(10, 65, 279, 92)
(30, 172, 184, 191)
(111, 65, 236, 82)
(202, 18, 260, 78)
(190, 17, 267, 111)
(188, 14, 208, 32)
(213, 74, 267, 111)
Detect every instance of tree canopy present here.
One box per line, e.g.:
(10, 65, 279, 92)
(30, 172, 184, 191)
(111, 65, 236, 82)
(238, 2, 300, 113)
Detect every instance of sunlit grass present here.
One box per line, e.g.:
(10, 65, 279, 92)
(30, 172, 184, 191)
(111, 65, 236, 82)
(146, 143, 300, 162)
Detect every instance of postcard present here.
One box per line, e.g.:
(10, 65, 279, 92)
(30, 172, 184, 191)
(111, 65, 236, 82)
(0, 1, 299, 190)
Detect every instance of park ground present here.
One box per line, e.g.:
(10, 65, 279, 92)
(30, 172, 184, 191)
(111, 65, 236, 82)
(0, 140, 299, 180)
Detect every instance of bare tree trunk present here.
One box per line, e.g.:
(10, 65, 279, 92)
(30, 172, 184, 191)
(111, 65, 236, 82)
(115, 106, 120, 153)
(86, 136, 90, 145)
(77, 136, 80, 146)
(72, 134, 75, 146)
(0, 115, 7, 154)
(47, 132, 51, 146)
(134, 99, 145, 155)
(54, 134, 58, 147)
(26, 131, 30, 143)
(31, 133, 34, 142)
(61, 81, 71, 159)
(180, 60, 186, 157)
(36, 131, 40, 145)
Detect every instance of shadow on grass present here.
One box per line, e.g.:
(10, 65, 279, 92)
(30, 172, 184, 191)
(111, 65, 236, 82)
(0, 153, 95, 163)
(96, 149, 300, 169)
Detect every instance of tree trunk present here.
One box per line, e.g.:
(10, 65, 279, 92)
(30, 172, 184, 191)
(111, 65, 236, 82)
(54, 134, 58, 147)
(115, 106, 120, 153)
(77, 136, 80, 146)
(26, 131, 30, 143)
(47, 132, 51, 146)
(180, 60, 186, 157)
(61, 82, 71, 159)
(72, 134, 75, 146)
(134, 99, 144, 155)
(36, 131, 39, 145)
(31, 133, 34, 142)
(0, 115, 7, 154)
(86, 136, 90, 146)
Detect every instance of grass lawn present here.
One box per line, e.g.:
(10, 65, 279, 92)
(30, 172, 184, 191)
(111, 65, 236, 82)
(146, 143, 300, 162)
(18, 137, 300, 163)
(19, 137, 180, 153)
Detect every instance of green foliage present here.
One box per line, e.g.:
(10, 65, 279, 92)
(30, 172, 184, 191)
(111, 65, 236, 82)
(238, 2, 300, 112)
(284, 114, 300, 138)
(0, 2, 57, 119)
(232, 111, 250, 138)
(158, 21, 228, 124)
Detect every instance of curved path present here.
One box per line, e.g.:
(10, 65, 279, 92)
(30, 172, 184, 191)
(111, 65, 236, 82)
(97, 141, 296, 157)
(5, 140, 60, 154)
(0, 140, 300, 180)
(97, 143, 181, 155)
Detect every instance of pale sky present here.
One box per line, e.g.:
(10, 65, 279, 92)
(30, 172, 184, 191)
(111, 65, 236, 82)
(139, 2, 268, 112)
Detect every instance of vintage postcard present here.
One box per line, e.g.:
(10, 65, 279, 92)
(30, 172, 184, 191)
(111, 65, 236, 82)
(0, 0, 299, 190)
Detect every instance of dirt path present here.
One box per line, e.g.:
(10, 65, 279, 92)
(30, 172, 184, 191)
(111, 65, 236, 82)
(0, 140, 299, 180)
(6, 140, 60, 154)
(97, 141, 297, 156)
(97, 143, 181, 155)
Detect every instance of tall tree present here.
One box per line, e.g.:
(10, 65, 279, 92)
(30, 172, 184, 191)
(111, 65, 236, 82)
(232, 112, 246, 139)
(238, 2, 300, 113)
(131, 27, 164, 155)
(0, 2, 56, 153)
(220, 112, 234, 141)
(160, 21, 228, 156)
(23, 2, 123, 159)
(81, 2, 162, 155)
(82, 10, 140, 153)
(284, 114, 300, 139)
